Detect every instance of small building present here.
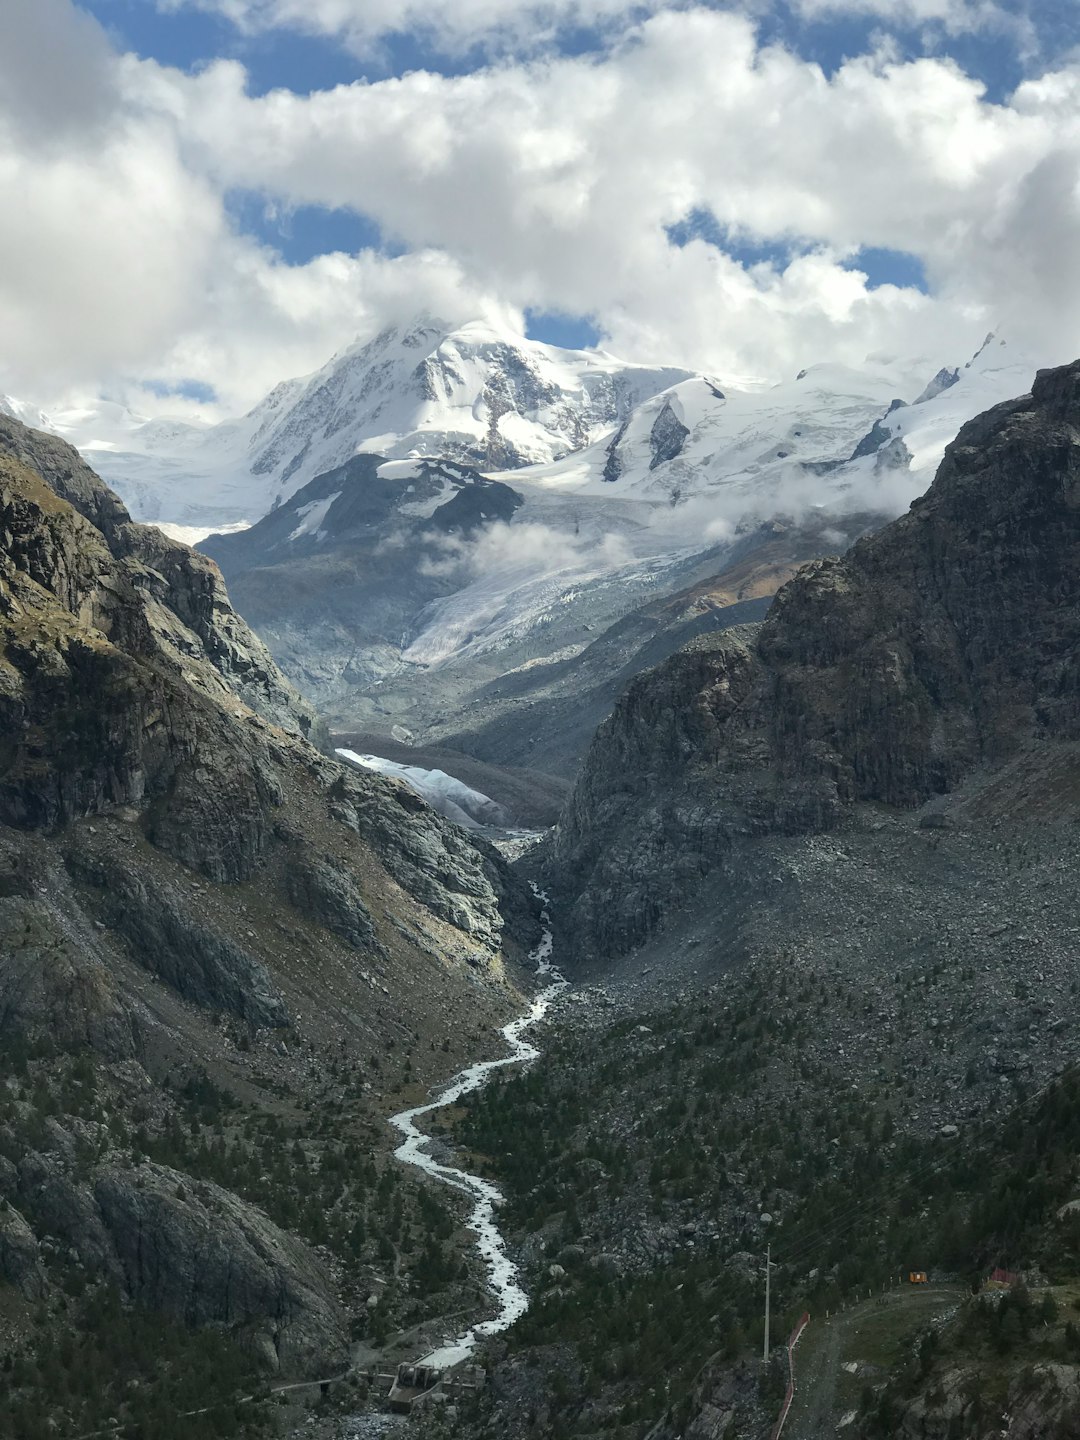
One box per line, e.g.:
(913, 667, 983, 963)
(388, 1363, 441, 1413)
(387, 1361, 486, 1414)
(986, 1267, 1021, 1289)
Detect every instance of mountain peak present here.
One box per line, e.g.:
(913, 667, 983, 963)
(51, 316, 694, 526)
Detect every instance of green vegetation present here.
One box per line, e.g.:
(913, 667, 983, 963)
(0, 1284, 270, 1440)
(0, 1041, 472, 1437)
(449, 981, 1080, 1437)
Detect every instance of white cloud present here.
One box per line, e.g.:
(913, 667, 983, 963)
(0, 5, 511, 409)
(1, 0, 116, 145)
(2, 2, 1079, 417)
(157, 0, 673, 56)
(135, 10, 1080, 376)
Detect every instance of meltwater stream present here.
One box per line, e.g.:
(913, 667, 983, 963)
(389, 906, 567, 1369)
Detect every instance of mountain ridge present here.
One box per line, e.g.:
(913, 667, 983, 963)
(0, 412, 543, 1413)
(546, 358, 1080, 961)
(27, 318, 693, 528)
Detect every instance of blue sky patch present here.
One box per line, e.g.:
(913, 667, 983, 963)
(666, 208, 804, 271)
(227, 190, 403, 264)
(842, 247, 929, 293)
(525, 311, 602, 350)
(143, 377, 219, 404)
(667, 210, 930, 292)
(741, 1, 1062, 105)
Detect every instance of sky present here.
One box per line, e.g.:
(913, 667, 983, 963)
(1, 0, 1079, 419)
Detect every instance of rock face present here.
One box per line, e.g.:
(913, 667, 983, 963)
(65, 844, 290, 1027)
(200, 454, 526, 707)
(90, 1164, 347, 1375)
(0, 414, 326, 748)
(0, 414, 541, 1379)
(5, 1151, 345, 1374)
(549, 361, 1080, 959)
(0, 417, 534, 951)
(0, 1204, 46, 1300)
(648, 397, 690, 469)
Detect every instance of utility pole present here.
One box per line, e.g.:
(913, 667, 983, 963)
(763, 1244, 772, 1362)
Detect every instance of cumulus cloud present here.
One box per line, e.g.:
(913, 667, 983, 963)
(1, 0, 116, 146)
(2, 1, 1079, 416)
(157, 0, 672, 56)
(0, 3, 510, 409)
(138, 10, 1080, 376)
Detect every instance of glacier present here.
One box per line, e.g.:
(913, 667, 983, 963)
(335, 749, 507, 829)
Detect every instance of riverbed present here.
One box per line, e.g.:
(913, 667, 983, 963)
(388, 904, 566, 1368)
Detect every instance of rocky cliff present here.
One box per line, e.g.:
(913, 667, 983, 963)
(0, 415, 541, 1402)
(549, 361, 1080, 960)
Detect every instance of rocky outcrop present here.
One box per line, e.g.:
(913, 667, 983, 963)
(0, 1203, 47, 1299)
(92, 1163, 347, 1375)
(0, 414, 326, 746)
(65, 844, 289, 1027)
(0, 412, 541, 1386)
(891, 1360, 1080, 1439)
(330, 768, 517, 949)
(0, 415, 538, 958)
(649, 397, 690, 469)
(0, 893, 139, 1058)
(284, 848, 379, 952)
(549, 361, 1080, 959)
(11, 1151, 345, 1374)
(0, 433, 311, 868)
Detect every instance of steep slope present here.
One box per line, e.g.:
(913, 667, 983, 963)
(0, 416, 541, 1430)
(433, 511, 880, 776)
(48, 318, 691, 528)
(514, 333, 1032, 512)
(548, 358, 1080, 960)
(196, 333, 1036, 779)
(199, 452, 528, 708)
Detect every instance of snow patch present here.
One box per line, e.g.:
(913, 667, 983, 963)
(154, 520, 250, 547)
(335, 749, 506, 829)
(286, 491, 340, 543)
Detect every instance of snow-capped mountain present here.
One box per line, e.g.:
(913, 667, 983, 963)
(0, 394, 52, 433)
(506, 333, 1035, 518)
(234, 317, 692, 487)
(10, 315, 1031, 541)
(9, 316, 1048, 785)
(26, 318, 693, 529)
(196, 329, 1041, 754)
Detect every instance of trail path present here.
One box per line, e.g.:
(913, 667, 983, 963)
(785, 1285, 964, 1439)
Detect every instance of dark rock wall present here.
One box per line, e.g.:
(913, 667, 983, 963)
(549, 362, 1080, 960)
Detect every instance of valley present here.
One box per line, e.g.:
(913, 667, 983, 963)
(2, 334, 1079, 1440)
(6, 1, 1080, 1435)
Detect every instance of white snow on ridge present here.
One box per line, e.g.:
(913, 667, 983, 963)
(1, 394, 53, 432)
(154, 520, 251, 547)
(498, 339, 1036, 516)
(9, 317, 691, 528)
(335, 749, 507, 829)
(4, 320, 1040, 553)
(381, 337, 1039, 679)
(287, 491, 341, 543)
(878, 336, 1032, 478)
